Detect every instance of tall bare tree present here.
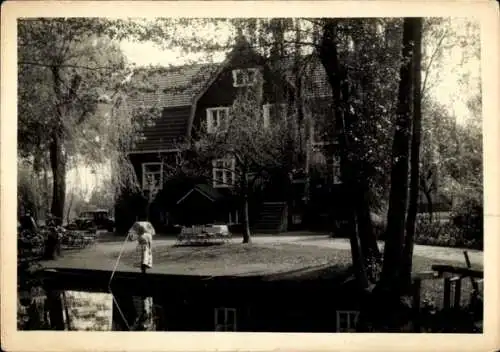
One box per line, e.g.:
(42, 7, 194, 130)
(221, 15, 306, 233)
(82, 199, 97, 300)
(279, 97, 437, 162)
(402, 18, 423, 292)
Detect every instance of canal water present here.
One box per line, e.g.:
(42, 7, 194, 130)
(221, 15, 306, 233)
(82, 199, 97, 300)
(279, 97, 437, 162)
(61, 291, 113, 331)
(18, 289, 114, 331)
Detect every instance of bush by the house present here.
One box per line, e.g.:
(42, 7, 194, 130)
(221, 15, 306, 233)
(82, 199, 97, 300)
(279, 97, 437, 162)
(18, 230, 46, 262)
(414, 216, 482, 250)
(451, 198, 483, 248)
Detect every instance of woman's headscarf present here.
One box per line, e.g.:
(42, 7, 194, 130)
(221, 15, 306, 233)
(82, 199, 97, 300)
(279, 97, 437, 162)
(128, 221, 156, 241)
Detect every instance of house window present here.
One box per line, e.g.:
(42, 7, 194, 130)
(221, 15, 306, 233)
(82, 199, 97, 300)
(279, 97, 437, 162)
(206, 107, 231, 134)
(263, 103, 287, 128)
(336, 310, 359, 332)
(232, 68, 259, 87)
(142, 162, 163, 191)
(332, 155, 341, 184)
(212, 158, 236, 188)
(214, 307, 237, 331)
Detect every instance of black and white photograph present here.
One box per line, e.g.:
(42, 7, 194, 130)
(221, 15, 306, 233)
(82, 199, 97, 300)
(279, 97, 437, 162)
(2, 1, 499, 351)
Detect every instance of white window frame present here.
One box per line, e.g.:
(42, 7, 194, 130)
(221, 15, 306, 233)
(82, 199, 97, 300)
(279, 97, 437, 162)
(214, 307, 237, 331)
(142, 162, 163, 191)
(263, 103, 287, 128)
(232, 68, 259, 87)
(212, 158, 236, 188)
(206, 107, 231, 134)
(336, 310, 359, 332)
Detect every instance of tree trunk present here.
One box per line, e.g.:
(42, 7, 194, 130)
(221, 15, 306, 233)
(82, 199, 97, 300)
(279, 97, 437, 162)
(303, 116, 311, 207)
(65, 191, 74, 225)
(402, 17, 423, 293)
(424, 190, 434, 223)
(50, 66, 66, 226)
(355, 180, 382, 271)
(287, 18, 305, 229)
(380, 17, 418, 289)
(43, 160, 50, 221)
(242, 172, 251, 243)
(49, 133, 66, 226)
(319, 19, 369, 289)
(347, 23, 383, 266)
(339, 74, 382, 267)
(145, 202, 151, 222)
(320, 19, 383, 287)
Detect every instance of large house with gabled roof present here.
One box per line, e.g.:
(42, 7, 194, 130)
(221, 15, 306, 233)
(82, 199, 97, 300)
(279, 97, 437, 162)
(115, 34, 345, 235)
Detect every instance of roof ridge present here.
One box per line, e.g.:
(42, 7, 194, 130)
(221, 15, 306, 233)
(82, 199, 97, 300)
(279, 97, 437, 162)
(133, 61, 219, 73)
(132, 53, 319, 73)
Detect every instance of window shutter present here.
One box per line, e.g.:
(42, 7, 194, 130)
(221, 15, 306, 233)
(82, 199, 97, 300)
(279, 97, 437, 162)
(263, 104, 270, 128)
(232, 70, 239, 87)
(206, 109, 213, 133)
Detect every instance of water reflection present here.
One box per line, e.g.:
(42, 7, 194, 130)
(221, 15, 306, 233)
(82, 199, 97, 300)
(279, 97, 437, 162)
(62, 291, 113, 331)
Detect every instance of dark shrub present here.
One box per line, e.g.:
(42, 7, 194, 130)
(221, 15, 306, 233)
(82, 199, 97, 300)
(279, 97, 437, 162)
(163, 225, 182, 235)
(228, 223, 243, 234)
(451, 198, 483, 248)
(414, 215, 482, 250)
(18, 230, 45, 262)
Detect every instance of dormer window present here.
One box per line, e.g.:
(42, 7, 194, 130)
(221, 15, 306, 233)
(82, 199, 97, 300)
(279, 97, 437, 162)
(142, 162, 163, 191)
(232, 68, 259, 87)
(206, 107, 231, 134)
(263, 103, 287, 128)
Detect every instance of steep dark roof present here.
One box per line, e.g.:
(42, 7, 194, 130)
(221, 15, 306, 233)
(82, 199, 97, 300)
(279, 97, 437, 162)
(277, 55, 333, 98)
(133, 105, 191, 151)
(128, 55, 333, 153)
(194, 183, 225, 201)
(128, 64, 218, 151)
(129, 64, 218, 109)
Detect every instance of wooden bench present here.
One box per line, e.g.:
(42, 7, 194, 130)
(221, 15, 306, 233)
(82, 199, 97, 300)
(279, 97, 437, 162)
(177, 225, 231, 245)
(62, 231, 98, 249)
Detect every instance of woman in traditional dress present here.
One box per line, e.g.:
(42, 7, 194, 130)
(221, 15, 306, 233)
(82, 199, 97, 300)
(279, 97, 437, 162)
(127, 221, 155, 330)
(128, 221, 154, 273)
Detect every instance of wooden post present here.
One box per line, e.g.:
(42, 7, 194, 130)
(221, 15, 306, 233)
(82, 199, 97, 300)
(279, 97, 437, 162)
(412, 277, 422, 332)
(443, 277, 451, 309)
(452, 277, 462, 308)
(61, 291, 72, 330)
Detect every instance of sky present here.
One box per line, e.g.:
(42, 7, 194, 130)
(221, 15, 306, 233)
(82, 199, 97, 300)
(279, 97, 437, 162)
(67, 18, 481, 196)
